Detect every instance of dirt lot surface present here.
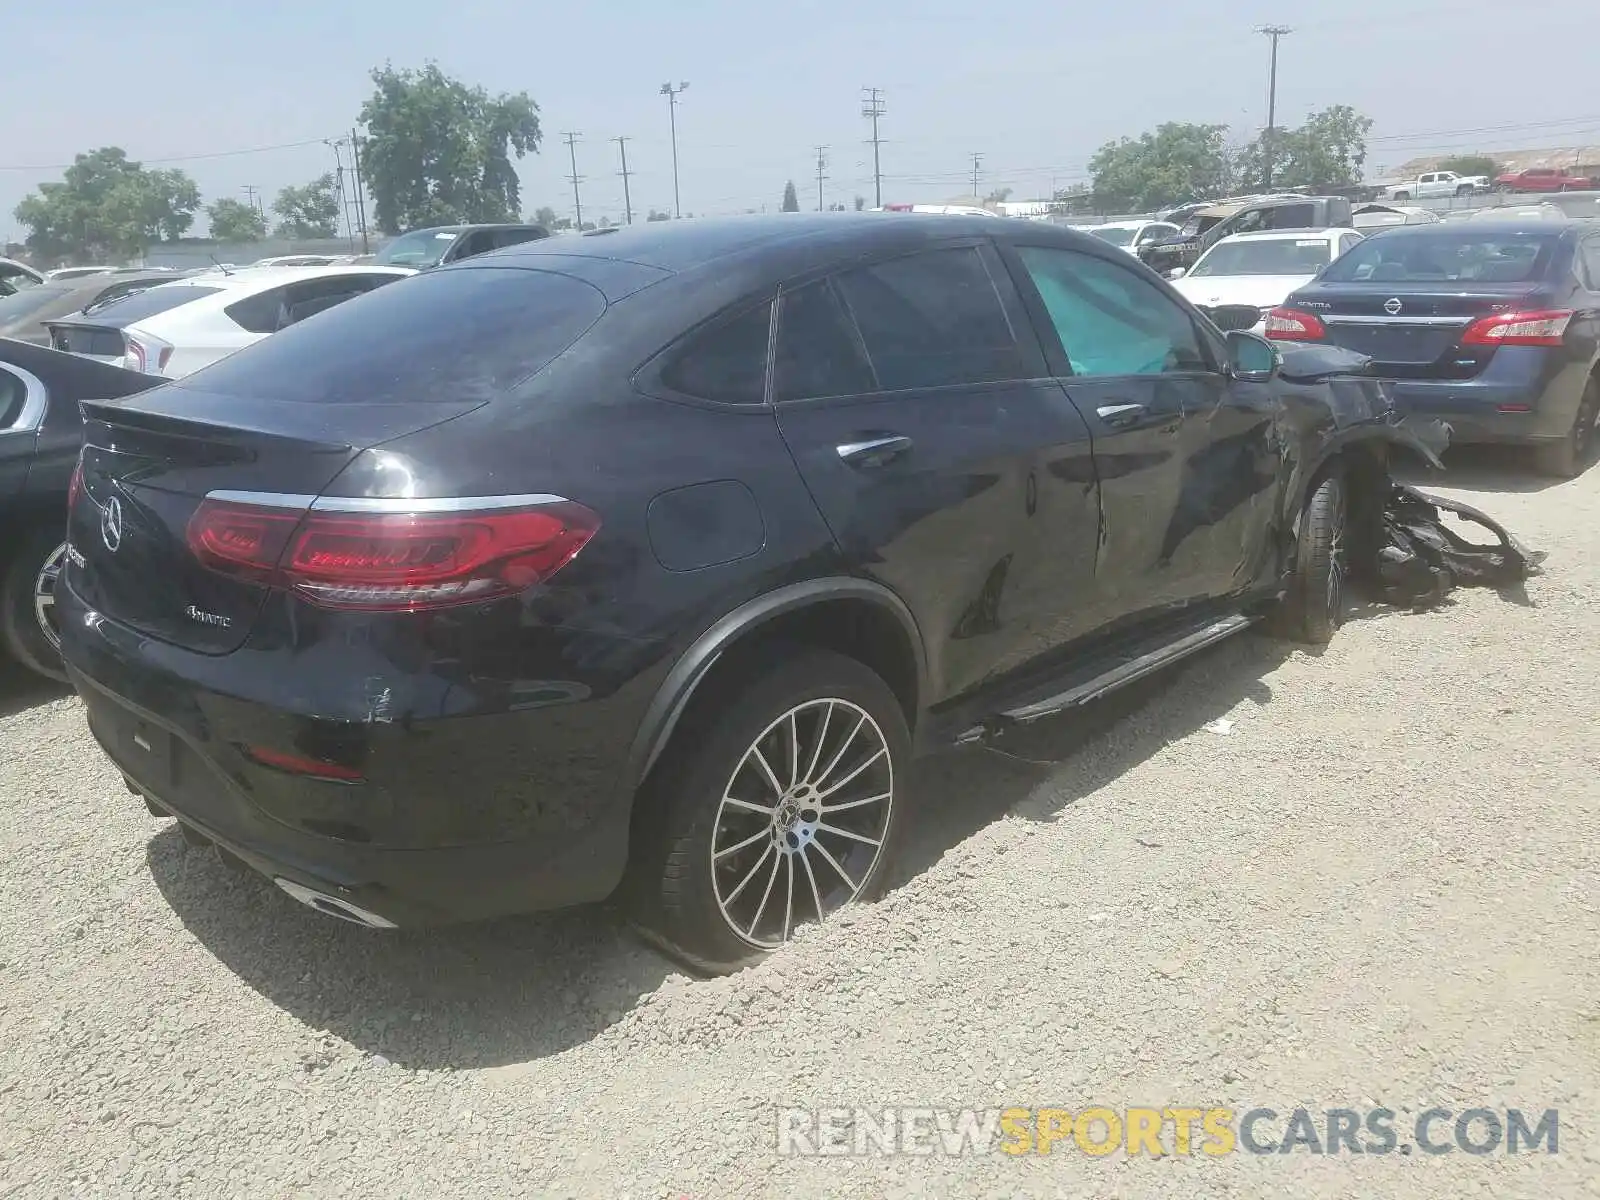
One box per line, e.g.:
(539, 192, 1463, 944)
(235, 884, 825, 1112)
(1, 451, 1596, 1198)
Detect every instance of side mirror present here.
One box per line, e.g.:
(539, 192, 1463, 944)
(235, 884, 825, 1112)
(1226, 330, 1279, 382)
(1165, 267, 1187, 279)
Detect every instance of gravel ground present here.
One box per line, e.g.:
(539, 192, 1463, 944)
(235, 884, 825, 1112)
(1, 450, 1597, 1199)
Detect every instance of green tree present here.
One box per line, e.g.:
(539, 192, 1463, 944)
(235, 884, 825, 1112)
(13, 147, 200, 262)
(272, 174, 341, 238)
(207, 198, 268, 242)
(358, 62, 541, 233)
(1240, 105, 1374, 190)
(1437, 154, 1502, 180)
(984, 187, 1013, 204)
(853, 195, 866, 211)
(1089, 123, 1233, 212)
(531, 206, 559, 228)
(781, 181, 800, 212)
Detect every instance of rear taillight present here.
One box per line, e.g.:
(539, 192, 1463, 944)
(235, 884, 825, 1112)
(185, 499, 600, 611)
(1459, 309, 1573, 348)
(124, 335, 173, 374)
(1263, 307, 1327, 340)
(244, 744, 363, 782)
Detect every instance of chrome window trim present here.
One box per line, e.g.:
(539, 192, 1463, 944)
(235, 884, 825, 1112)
(0, 362, 49, 436)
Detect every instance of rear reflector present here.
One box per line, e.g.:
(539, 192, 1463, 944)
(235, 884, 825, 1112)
(1263, 307, 1327, 340)
(186, 498, 600, 611)
(244, 744, 364, 782)
(1460, 309, 1573, 348)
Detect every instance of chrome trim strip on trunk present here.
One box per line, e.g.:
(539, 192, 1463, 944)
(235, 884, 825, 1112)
(205, 490, 570, 513)
(1322, 314, 1473, 326)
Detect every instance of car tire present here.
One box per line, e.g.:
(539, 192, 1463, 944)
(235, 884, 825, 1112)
(626, 648, 910, 975)
(1533, 378, 1600, 479)
(0, 531, 69, 682)
(1275, 471, 1348, 645)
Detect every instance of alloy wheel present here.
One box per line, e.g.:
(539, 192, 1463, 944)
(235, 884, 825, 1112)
(709, 698, 894, 949)
(33, 542, 66, 652)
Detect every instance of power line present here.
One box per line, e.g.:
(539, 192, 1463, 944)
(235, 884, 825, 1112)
(562, 132, 585, 230)
(0, 137, 333, 172)
(814, 145, 829, 211)
(861, 87, 887, 208)
(613, 136, 635, 226)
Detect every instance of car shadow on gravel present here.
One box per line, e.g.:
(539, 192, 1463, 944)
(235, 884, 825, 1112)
(147, 827, 674, 1071)
(0, 661, 70, 719)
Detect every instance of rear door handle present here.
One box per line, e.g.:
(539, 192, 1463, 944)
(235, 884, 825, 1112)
(836, 435, 913, 467)
(1096, 403, 1147, 427)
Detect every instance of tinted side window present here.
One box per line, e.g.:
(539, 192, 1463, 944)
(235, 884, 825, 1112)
(494, 227, 546, 249)
(772, 280, 875, 401)
(1580, 239, 1600, 291)
(224, 287, 290, 334)
(660, 301, 773, 405)
(453, 231, 497, 260)
(1016, 246, 1210, 377)
(832, 245, 1033, 390)
(1265, 204, 1316, 230)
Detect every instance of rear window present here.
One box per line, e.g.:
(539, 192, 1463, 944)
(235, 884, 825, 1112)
(1319, 232, 1559, 284)
(1088, 226, 1136, 247)
(174, 267, 607, 404)
(77, 284, 221, 327)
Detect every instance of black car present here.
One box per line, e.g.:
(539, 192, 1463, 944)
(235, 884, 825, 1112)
(0, 340, 160, 679)
(1269, 218, 1600, 477)
(372, 223, 551, 270)
(1141, 196, 1355, 277)
(57, 215, 1435, 973)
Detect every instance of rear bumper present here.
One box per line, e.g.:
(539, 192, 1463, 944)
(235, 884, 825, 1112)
(1383, 349, 1587, 446)
(58, 579, 663, 928)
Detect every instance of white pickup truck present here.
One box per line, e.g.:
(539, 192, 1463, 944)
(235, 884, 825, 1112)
(1384, 170, 1489, 200)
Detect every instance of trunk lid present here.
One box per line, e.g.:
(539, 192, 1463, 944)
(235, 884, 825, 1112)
(1299, 283, 1551, 376)
(70, 386, 485, 654)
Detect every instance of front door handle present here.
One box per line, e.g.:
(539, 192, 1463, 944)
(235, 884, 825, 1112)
(836, 435, 913, 467)
(1096, 402, 1147, 427)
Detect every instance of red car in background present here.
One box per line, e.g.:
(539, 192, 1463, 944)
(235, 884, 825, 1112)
(1494, 167, 1600, 193)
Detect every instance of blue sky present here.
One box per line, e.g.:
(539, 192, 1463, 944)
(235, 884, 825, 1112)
(4, 0, 1597, 239)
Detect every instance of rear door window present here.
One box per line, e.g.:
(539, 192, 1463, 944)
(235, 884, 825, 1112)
(831, 244, 1038, 390)
(177, 267, 608, 404)
(493, 227, 547, 249)
(659, 300, 773, 405)
(772, 280, 876, 401)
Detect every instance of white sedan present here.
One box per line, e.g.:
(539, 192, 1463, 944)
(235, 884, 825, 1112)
(1168, 228, 1365, 327)
(1075, 220, 1182, 255)
(43, 264, 413, 377)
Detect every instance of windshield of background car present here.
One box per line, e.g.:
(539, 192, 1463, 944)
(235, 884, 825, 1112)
(1318, 231, 1559, 284)
(1190, 238, 1333, 277)
(374, 229, 459, 267)
(175, 267, 607, 404)
(1088, 226, 1136, 247)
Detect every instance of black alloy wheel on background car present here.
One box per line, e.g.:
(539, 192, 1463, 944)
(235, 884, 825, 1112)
(1, 531, 69, 681)
(1535, 377, 1600, 479)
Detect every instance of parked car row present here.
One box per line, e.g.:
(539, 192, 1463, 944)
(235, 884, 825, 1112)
(8, 213, 1454, 974)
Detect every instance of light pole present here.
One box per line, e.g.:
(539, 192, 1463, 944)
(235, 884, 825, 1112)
(660, 81, 689, 217)
(1257, 25, 1292, 191)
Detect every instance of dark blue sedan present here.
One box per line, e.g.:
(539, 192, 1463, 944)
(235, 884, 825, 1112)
(1267, 218, 1600, 476)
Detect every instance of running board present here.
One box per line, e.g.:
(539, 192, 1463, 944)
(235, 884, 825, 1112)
(955, 614, 1256, 743)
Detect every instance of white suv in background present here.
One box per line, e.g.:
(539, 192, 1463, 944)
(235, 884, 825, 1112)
(1074, 220, 1182, 255)
(42, 264, 413, 377)
(1169, 227, 1365, 329)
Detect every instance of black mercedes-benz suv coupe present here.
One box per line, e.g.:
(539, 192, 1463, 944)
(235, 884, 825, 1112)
(57, 214, 1432, 973)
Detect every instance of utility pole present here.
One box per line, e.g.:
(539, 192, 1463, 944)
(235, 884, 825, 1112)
(1256, 25, 1292, 191)
(348, 128, 370, 253)
(241, 185, 263, 218)
(660, 81, 690, 217)
(613, 136, 635, 225)
(563, 132, 585, 230)
(861, 87, 886, 208)
(970, 153, 983, 198)
(814, 145, 829, 211)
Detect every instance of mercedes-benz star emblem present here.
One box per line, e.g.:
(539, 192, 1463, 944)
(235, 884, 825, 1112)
(101, 495, 123, 554)
(1384, 297, 1404, 315)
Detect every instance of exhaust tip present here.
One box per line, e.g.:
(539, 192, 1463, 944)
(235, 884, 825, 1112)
(274, 878, 396, 929)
